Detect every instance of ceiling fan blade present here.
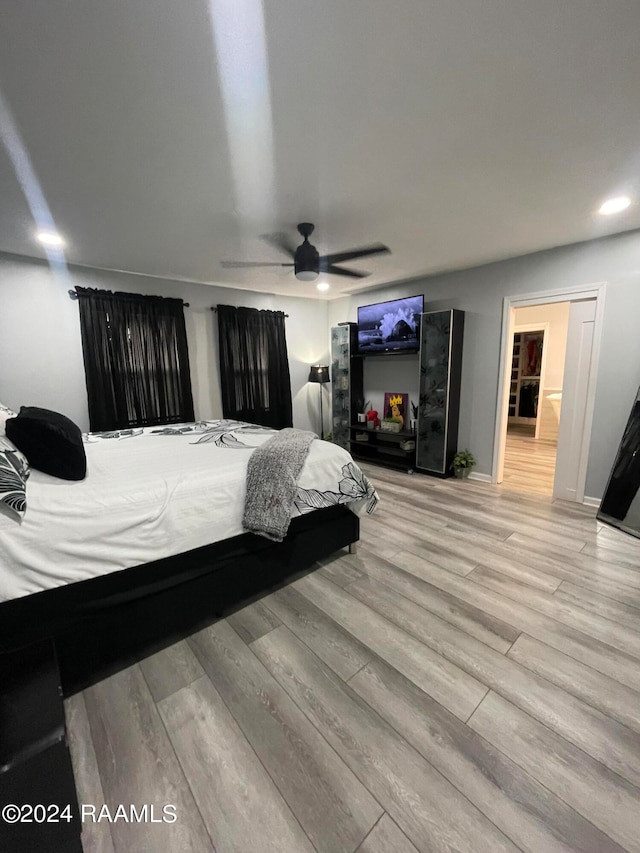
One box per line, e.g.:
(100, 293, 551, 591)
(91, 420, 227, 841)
(321, 264, 370, 279)
(260, 231, 297, 258)
(319, 243, 390, 266)
(221, 261, 294, 268)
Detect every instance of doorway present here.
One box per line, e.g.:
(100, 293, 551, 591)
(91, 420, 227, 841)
(492, 284, 606, 502)
(503, 308, 566, 495)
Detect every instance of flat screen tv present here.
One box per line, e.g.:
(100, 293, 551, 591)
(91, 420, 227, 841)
(356, 294, 424, 355)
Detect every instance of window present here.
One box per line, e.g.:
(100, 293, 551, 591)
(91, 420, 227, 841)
(75, 287, 194, 432)
(217, 305, 292, 429)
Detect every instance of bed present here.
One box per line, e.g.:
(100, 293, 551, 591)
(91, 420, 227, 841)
(0, 419, 378, 694)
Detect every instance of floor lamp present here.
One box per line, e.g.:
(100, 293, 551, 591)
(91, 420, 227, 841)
(308, 365, 330, 439)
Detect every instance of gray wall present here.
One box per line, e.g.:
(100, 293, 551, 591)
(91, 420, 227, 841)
(328, 230, 640, 499)
(0, 253, 329, 434)
(362, 355, 419, 426)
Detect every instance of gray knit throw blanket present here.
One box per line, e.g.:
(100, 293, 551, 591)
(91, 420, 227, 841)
(243, 427, 317, 542)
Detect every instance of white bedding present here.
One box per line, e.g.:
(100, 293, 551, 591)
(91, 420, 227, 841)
(0, 420, 378, 603)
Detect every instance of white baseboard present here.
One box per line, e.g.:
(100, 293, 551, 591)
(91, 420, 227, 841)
(468, 471, 492, 483)
(583, 495, 601, 508)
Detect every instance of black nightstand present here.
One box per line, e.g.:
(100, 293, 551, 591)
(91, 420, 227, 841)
(0, 640, 82, 852)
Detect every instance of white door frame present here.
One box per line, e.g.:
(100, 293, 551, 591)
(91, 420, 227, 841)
(492, 282, 607, 497)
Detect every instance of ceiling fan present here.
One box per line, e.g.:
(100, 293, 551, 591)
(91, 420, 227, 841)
(221, 223, 390, 281)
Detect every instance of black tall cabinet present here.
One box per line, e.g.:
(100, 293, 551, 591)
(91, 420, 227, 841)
(330, 324, 363, 451)
(416, 309, 465, 476)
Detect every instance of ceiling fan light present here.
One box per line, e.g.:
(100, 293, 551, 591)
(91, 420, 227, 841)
(221, 222, 390, 282)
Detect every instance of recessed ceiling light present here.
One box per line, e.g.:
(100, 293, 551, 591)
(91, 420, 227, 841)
(597, 196, 631, 216)
(316, 282, 330, 292)
(36, 230, 65, 247)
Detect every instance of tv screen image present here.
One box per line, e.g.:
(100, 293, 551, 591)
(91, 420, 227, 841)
(357, 294, 424, 355)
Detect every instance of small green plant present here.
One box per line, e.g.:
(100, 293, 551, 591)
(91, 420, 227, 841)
(355, 397, 370, 413)
(451, 449, 476, 470)
(383, 416, 403, 424)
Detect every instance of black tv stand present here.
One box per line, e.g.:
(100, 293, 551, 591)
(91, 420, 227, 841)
(349, 424, 415, 474)
(331, 311, 464, 477)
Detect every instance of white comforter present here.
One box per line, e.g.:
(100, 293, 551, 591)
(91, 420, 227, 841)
(0, 420, 377, 602)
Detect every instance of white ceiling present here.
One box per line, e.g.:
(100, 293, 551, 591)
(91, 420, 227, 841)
(1, 0, 639, 299)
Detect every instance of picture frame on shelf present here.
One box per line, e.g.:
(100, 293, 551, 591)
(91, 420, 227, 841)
(383, 392, 408, 430)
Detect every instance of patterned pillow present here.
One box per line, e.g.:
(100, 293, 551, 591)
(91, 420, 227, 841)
(0, 402, 17, 434)
(0, 434, 30, 520)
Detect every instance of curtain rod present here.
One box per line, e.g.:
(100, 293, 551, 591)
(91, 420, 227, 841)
(68, 290, 190, 307)
(210, 306, 289, 317)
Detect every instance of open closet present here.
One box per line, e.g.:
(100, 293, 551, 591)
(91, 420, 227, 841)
(508, 330, 544, 435)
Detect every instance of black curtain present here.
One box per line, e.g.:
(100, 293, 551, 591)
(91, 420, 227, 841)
(75, 287, 194, 432)
(217, 305, 292, 429)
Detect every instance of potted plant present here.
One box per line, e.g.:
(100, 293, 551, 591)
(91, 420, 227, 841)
(381, 416, 403, 433)
(451, 449, 476, 478)
(410, 402, 418, 432)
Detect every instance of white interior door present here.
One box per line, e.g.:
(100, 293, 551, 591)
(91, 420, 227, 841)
(553, 299, 596, 501)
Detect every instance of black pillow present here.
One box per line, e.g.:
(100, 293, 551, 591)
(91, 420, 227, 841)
(6, 406, 86, 481)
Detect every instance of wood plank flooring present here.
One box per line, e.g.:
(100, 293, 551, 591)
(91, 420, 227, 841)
(502, 431, 557, 496)
(65, 463, 640, 853)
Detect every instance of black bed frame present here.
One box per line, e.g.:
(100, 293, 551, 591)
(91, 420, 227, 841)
(0, 505, 358, 696)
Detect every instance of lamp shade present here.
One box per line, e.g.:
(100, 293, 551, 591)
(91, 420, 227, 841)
(308, 364, 330, 384)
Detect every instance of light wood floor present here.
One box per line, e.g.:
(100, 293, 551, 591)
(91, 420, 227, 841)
(502, 432, 558, 496)
(65, 465, 640, 853)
